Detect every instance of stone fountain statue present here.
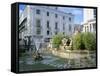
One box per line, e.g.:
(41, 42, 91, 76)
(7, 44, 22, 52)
(33, 38, 43, 61)
(60, 37, 72, 51)
(62, 38, 67, 46)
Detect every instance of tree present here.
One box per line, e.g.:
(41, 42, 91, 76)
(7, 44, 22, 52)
(72, 32, 96, 51)
(52, 33, 64, 48)
(72, 33, 85, 50)
(83, 32, 96, 51)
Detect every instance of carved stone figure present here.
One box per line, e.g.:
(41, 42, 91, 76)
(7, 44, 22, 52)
(62, 38, 67, 46)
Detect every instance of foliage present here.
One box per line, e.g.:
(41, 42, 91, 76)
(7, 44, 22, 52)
(72, 32, 96, 51)
(52, 33, 64, 48)
(83, 32, 96, 51)
(72, 33, 85, 50)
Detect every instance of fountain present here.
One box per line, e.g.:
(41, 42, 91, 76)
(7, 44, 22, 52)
(35, 41, 40, 53)
(33, 38, 43, 61)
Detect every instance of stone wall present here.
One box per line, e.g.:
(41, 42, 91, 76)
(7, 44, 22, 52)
(51, 50, 89, 59)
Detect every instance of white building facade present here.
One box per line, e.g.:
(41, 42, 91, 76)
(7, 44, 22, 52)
(82, 9, 96, 33)
(19, 6, 74, 44)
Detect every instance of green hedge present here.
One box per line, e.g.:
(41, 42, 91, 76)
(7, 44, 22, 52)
(72, 33, 85, 50)
(52, 33, 64, 48)
(72, 32, 96, 51)
(52, 32, 96, 51)
(52, 33, 70, 48)
(83, 32, 96, 51)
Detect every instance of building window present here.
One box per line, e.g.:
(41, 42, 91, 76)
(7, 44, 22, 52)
(36, 19, 41, 27)
(69, 17, 71, 21)
(55, 22, 58, 29)
(93, 23, 96, 31)
(90, 24, 91, 32)
(47, 11, 49, 16)
(44, 38, 50, 42)
(87, 26, 88, 31)
(47, 21, 49, 28)
(36, 9, 40, 14)
(36, 19, 41, 34)
(85, 26, 86, 32)
(36, 29, 41, 35)
(93, 9, 96, 18)
(63, 16, 65, 20)
(69, 24, 71, 31)
(55, 14, 58, 18)
(63, 23, 65, 30)
(47, 31, 50, 35)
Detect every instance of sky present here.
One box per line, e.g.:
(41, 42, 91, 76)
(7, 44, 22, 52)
(19, 4, 26, 16)
(19, 4, 83, 24)
(58, 7, 83, 24)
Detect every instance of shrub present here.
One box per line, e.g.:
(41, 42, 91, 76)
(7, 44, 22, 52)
(52, 33, 64, 48)
(72, 32, 96, 51)
(83, 32, 96, 51)
(72, 33, 85, 50)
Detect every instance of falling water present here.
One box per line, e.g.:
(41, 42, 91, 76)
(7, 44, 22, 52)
(34, 38, 41, 52)
(35, 42, 40, 51)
